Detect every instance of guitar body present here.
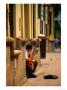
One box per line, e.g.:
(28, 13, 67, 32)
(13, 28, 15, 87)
(27, 54, 34, 70)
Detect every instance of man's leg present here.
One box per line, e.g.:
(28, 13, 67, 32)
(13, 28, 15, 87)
(26, 61, 37, 78)
(26, 61, 32, 75)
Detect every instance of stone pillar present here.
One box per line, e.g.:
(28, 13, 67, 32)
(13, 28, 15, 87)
(21, 4, 25, 38)
(29, 4, 33, 39)
(6, 4, 10, 36)
(6, 37, 27, 86)
(49, 6, 54, 52)
(37, 18, 40, 36)
(13, 38, 27, 86)
(49, 6, 54, 40)
(15, 4, 22, 38)
(24, 4, 30, 38)
(31, 4, 34, 39)
(33, 4, 38, 38)
(45, 5, 49, 52)
(6, 37, 14, 86)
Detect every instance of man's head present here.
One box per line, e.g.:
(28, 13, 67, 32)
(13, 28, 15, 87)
(26, 44, 32, 51)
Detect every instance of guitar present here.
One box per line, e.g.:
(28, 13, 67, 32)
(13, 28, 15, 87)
(27, 54, 34, 70)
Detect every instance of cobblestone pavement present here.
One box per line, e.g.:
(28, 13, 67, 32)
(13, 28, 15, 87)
(23, 49, 61, 86)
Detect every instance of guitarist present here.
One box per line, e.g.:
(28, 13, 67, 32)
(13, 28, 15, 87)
(25, 44, 37, 78)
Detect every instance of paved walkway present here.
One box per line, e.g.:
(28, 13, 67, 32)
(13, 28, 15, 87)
(23, 49, 61, 86)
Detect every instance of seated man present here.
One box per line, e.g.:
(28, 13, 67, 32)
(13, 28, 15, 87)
(25, 44, 37, 78)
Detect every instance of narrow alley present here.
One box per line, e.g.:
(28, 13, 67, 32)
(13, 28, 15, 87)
(6, 4, 61, 86)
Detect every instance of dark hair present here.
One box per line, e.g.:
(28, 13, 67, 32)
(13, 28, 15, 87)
(26, 44, 32, 50)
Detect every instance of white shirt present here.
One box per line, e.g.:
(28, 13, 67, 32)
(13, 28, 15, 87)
(25, 48, 34, 59)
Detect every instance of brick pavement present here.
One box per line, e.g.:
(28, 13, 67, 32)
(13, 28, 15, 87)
(23, 49, 61, 86)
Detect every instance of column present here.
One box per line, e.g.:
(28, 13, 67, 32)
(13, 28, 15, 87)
(29, 4, 33, 39)
(24, 4, 30, 38)
(49, 6, 54, 40)
(13, 38, 27, 86)
(15, 4, 21, 38)
(37, 18, 40, 36)
(45, 5, 49, 52)
(21, 4, 25, 38)
(6, 4, 10, 37)
(33, 4, 38, 38)
(6, 37, 14, 86)
(48, 6, 54, 52)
